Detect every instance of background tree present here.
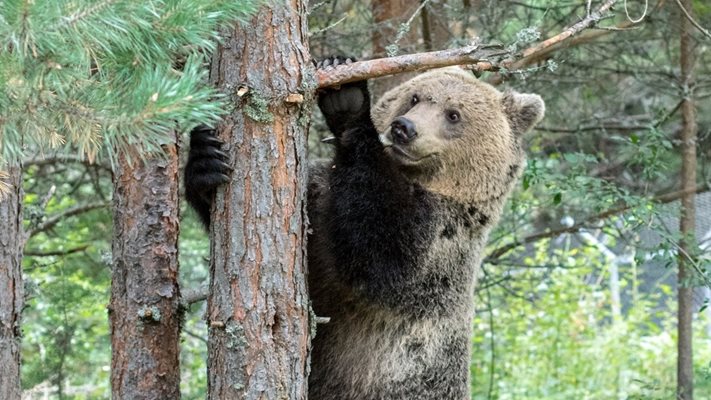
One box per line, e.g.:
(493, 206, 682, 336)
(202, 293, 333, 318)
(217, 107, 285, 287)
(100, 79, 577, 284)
(677, 0, 699, 398)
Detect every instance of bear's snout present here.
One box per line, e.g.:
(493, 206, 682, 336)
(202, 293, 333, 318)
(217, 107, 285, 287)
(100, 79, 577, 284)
(390, 117, 417, 144)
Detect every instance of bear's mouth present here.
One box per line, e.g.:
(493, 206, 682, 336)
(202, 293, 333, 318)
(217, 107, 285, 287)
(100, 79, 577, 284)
(385, 144, 437, 165)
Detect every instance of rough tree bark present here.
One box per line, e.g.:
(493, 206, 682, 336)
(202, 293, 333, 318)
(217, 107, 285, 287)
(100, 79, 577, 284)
(0, 166, 23, 400)
(677, 0, 697, 398)
(109, 143, 181, 399)
(205, 1, 311, 399)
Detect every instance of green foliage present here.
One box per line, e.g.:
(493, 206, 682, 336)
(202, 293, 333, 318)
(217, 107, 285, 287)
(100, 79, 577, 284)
(178, 207, 211, 399)
(22, 163, 113, 398)
(0, 0, 259, 167)
(473, 241, 711, 399)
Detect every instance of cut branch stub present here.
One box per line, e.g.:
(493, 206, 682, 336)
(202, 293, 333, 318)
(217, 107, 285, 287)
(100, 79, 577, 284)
(316, 43, 506, 88)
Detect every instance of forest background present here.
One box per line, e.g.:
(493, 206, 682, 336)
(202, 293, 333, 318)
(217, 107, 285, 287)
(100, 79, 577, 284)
(1, 0, 710, 399)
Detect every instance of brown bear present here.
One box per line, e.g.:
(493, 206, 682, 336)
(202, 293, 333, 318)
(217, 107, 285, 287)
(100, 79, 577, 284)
(184, 58, 544, 400)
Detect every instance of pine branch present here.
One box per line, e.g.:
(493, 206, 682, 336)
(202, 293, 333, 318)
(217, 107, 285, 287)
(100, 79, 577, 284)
(55, 0, 118, 30)
(0, 0, 260, 165)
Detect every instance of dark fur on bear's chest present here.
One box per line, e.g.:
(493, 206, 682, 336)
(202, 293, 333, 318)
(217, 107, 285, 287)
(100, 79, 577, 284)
(305, 161, 489, 400)
(307, 163, 489, 319)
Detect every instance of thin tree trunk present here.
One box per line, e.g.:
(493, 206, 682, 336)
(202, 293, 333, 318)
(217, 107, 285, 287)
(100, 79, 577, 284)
(421, 0, 450, 51)
(205, 2, 311, 399)
(0, 166, 23, 400)
(677, 0, 697, 398)
(109, 143, 182, 399)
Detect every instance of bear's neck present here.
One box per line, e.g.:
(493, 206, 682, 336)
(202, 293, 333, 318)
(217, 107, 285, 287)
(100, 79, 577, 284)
(417, 166, 520, 218)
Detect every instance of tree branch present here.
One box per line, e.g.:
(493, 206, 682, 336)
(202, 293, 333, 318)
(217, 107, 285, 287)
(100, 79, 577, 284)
(316, 43, 507, 88)
(485, 183, 711, 261)
(27, 202, 108, 238)
(486, 0, 627, 84)
(180, 285, 208, 307)
(24, 155, 112, 171)
(316, 0, 655, 89)
(24, 245, 90, 257)
(535, 124, 650, 133)
(674, 0, 711, 40)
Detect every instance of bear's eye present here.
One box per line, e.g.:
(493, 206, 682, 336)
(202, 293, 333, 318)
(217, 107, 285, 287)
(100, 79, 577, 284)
(410, 95, 419, 106)
(446, 110, 461, 123)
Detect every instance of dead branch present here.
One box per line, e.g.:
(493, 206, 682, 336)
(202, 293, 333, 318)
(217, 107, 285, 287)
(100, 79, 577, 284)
(316, 44, 507, 88)
(26, 201, 108, 238)
(522, 0, 618, 59)
(535, 124, 650, 133)
(498, 0, 667, 73)
(24, 155, 112, 171)
(674, 0, 711, 40)
(486, 0, 622, 84)
(316, 0, 656, 89)
(485, 183, 710, 261)
(181, 284, 208, 307)
(24, 245, 90, 257)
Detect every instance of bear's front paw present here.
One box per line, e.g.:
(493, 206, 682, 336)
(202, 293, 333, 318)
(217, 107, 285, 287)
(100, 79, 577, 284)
(184, 125, 231, 193)
(316, 56, 371, 136)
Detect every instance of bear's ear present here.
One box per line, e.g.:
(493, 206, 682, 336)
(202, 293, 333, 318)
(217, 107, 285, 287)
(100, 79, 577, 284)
(501, 91, 545, 136)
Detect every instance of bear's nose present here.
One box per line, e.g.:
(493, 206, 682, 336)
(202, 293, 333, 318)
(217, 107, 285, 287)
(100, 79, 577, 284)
(390, 117, 417, 144)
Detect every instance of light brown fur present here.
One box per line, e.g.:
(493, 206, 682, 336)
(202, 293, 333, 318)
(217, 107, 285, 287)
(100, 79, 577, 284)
(372, 68, 544, 206)
(308, 68, 544, 400)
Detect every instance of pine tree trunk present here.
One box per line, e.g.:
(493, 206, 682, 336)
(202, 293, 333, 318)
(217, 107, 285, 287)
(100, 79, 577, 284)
(0, 166, 23, 400)
(109, 144, 182, 399)
(205, 2, 312, 399)
(677, 0, 697, 398)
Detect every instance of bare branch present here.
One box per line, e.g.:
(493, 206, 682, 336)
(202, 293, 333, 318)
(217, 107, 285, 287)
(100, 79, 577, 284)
(316, 44, 507, 88)
(24, 155, 112, 171)
(494, 0, 667, 74)
(25, 245, 90, 257)
(183, 328, 207, 344)
(674, 0, 711, 40)
(624, 0, 649, 24)
(27, 202, 108, 238)
(181, 285, 208, 307)
(482, 0, 624, 85)
(516, 0, 618, 61)
(316, 0, 659, 89)
(535, 124, 650, 133)
(485, 183, 710, 261)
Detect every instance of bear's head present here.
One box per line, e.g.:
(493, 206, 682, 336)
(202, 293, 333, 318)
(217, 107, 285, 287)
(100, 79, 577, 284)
(372, 68, 544, 204)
